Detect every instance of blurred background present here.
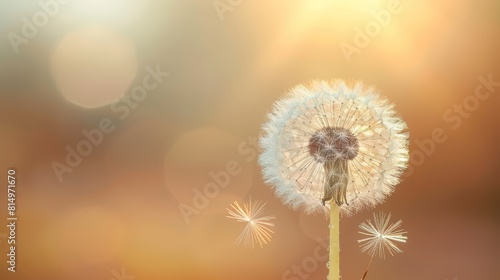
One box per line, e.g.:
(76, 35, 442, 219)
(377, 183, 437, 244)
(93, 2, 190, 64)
(0, 0, 499, 279)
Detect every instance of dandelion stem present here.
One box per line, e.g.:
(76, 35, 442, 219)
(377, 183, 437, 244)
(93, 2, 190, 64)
(361, 255, 374, 280)
(329, 201, 340, 280)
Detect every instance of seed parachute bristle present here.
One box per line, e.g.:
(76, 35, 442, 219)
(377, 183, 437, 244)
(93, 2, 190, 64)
(226, 197, 276, 249)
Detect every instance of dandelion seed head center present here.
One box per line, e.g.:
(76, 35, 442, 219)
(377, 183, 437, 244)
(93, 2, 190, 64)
(308, 127, 359, 162)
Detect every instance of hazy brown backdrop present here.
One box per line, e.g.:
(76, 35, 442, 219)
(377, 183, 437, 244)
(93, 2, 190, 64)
(1, 0, 499, 279)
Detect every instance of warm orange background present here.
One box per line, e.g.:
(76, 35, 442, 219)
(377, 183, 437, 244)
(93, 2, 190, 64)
(1, 1, 499, 279)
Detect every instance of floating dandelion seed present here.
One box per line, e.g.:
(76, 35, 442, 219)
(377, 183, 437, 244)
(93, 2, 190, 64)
(258, 80, 409, 280)
(357, 212, 407, 280)
(226, 198, 276, 249)
(358, 211, 407, 258)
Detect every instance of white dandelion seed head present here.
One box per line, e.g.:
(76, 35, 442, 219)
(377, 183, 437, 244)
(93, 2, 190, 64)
(258, 80, 409, 215)
(357, 212, 408, 258)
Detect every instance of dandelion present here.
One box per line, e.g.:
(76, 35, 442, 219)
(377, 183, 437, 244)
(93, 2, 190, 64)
(259, 80, 409, 215)
(258, 80, 409, 280)
(226, 197, 276, 249)
(358, 212, 408, 279)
